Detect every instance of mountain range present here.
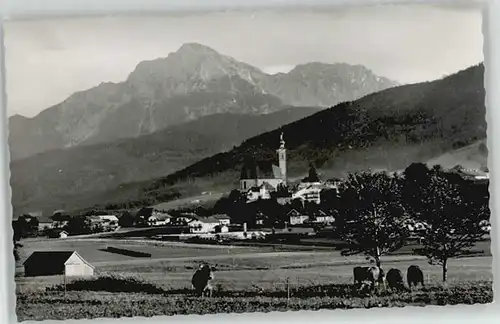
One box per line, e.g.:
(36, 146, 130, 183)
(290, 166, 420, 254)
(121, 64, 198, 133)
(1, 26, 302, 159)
(9, 43, 396, 161)
(10, 61, 485, 216)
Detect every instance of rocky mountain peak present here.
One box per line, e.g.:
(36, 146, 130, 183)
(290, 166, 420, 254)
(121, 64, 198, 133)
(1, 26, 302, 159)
(175, 42, 220, 56)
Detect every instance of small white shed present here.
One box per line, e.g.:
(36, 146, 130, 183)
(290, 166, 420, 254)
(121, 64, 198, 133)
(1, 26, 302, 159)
(23, 251, 95, 277)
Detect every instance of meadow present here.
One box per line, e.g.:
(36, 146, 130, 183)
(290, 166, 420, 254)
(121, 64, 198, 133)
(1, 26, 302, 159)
(15, 237, 493, 320)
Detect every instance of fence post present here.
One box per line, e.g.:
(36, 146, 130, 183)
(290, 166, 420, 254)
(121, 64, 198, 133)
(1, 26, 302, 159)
(286, 277, 290, 302)
(63, 268, 67, 297)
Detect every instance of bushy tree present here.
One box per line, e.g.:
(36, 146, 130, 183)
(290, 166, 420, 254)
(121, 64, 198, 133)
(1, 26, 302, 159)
(405, 165, 489, 282)
(303, 163, 320, 183)
(338, 171, 410, 267)
(274, 183, 290, 198)
(66, 216, 92, 235)
(118, 211, 135, 227)
(12, 215, 39, 238)
(12, 220, 23, 261)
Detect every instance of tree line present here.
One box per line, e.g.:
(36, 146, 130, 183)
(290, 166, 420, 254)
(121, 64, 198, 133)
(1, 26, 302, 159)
(334, 163, 489, 282)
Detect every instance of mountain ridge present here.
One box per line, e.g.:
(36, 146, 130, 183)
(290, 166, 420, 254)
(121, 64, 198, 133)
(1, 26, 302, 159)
(9, 42, 398, 160)
(10, 106, 321, 215)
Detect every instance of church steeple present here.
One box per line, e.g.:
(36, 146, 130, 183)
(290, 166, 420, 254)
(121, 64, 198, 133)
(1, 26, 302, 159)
(277, 132, 287, 186)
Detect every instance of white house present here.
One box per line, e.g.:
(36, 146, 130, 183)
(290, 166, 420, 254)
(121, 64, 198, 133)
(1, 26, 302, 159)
(96, 215, 119, 223)
(292, 182, 324, 204)
(215, 224, 229, 233)
(188, 214, 231, 233)
(246, 182, 275, 202)
(288, 209, 309, 225)
(172, 213, 197, 225)
(211, 214, 231, 226)
(311, 210, 335, 225)
(38, 219, 55, 231)
(188, 217, 220, 234)
(59, 231, 69, 239)
(147, 214, 172, 226)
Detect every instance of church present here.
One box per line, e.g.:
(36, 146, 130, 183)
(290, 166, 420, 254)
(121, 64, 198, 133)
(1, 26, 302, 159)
(239, 133, 288, 192)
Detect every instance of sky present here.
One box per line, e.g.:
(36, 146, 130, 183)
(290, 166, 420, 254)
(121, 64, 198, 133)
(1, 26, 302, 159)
(3, 3, 484, 118)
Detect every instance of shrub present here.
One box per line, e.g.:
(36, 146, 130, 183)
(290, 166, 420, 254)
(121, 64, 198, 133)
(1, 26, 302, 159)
(46, 273, 164, 294)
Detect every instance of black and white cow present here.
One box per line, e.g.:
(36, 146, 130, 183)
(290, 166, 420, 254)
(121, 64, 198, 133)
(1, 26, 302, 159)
(191, 263, 215, 297)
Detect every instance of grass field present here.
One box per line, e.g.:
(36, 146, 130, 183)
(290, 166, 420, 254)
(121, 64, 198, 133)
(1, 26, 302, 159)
(15, 237, 493, 320)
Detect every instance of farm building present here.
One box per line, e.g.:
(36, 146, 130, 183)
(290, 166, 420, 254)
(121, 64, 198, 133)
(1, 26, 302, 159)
(23, 251, 94, 277)
(59, 231, 69, 239)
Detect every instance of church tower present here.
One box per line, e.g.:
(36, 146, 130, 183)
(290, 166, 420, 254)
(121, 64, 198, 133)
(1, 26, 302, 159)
(277, 132, 287, 186)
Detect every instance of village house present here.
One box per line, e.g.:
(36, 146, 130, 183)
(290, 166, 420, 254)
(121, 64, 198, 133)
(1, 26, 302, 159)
(87, 216, 105, 230)
(287, 209, 309, 225)
(246, 182, 275, 202)
(211, 214, 231, 226)
(188, 217, 220, 234)
(96, 214, 119, 223)
(188, 215, 231, 234)
(133, 207, 172, 226)
(147, 213, 172, 226)
(172, 212, 198, 225)
(255, 211, 267, 226)
(214, 224, 229, 233)
(59, 230, 69, 239)
(23, 251, 94, 277)
(38, 218, 55, 231)
(94, 215, 120, 230)
(310, 210, 335, 225)
(292, 182, 324, 204)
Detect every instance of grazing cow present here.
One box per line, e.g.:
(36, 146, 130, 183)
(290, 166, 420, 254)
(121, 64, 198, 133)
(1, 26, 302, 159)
(191, 263, 215, 297)
(386, 268, 405, 291)
(353, 266, 385, 291)
(407, 265, 425, 290)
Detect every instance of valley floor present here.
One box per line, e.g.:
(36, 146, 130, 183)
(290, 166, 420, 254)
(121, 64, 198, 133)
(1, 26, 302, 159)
(15, 238, 493, 320)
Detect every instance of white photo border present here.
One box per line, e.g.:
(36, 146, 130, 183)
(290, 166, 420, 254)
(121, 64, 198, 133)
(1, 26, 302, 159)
(0, 0, 498, 323)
